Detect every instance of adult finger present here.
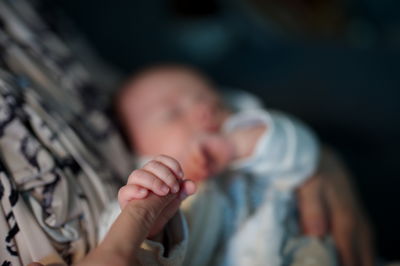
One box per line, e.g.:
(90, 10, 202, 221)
(325, 176, 357, 266)
(100, 192, 178, 258)
(332, 215, 357, 266)
(358, 220, 375, 266)
(148, 197, 182, 238)
(297, 175, 328, 236)
(148, 179, 197, 237)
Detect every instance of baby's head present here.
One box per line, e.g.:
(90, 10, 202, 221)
(116, 65, 232, 180)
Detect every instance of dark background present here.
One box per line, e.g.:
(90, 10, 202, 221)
(52, 0, 399, 259)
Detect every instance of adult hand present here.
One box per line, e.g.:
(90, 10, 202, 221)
(80, 193, 180, 265)
(297, 147, 374, 266)
(29, 180, 196, 266)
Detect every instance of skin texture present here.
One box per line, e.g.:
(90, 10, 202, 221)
(30, 66, 374, 266)
(297, 147, 374, 266)
(29, 156, 196, 266)
(118, 66, 240, 182)
(117, 65, 375, 266)
(118, 155, 197, 237)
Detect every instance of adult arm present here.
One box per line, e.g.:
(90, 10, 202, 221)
(297, 147, 375, 266)
(79, 192, 184, 266)
(29, 190, 190, 266)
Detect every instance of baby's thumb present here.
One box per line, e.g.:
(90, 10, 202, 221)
(297, 176, 328, 237)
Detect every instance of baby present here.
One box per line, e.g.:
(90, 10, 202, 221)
(105, 65, 337, 266)
(117, 66, 266, 183)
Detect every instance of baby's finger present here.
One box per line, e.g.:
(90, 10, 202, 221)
(143, 160, 180, 193)
(128, 169, 170, 196)
(179, 179, 197, 200)
(153, 155, 184, 179)
(118, 184, 149, 209)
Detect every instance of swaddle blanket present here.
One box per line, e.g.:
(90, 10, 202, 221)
(223, 109, 319, 266)
(182, 107, 322, 266)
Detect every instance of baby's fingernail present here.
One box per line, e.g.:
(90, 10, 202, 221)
(172, 184, 180, 193)
(138, 188, 147, 194)
(161, 185, 170, 194)
(179, 170, 184, 178)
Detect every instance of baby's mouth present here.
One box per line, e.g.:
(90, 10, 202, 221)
(205, 122, 220, 133)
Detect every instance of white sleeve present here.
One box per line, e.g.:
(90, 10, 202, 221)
(225, 109, 320, 191)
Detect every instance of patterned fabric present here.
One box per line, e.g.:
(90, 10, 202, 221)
(0, 0, 134, 264)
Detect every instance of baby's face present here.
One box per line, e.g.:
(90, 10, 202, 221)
(120, 68, 231, 180)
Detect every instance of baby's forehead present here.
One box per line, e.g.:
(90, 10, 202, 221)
(118, 66, 221, 118)
(128, 68, 212, 98)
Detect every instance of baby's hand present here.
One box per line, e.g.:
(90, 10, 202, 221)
(118, 155, 196, 239)
(118, 155, 184, 210)
(179, 135, 235, 182)
(227, 125, 267, 160)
